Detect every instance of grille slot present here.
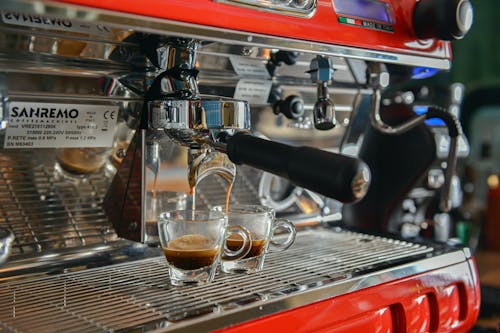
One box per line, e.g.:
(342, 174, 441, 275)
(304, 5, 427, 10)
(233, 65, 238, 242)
(0, 229, 434, 333)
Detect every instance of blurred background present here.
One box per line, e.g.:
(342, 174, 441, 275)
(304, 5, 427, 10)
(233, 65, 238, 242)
(439, 1, 500, 331)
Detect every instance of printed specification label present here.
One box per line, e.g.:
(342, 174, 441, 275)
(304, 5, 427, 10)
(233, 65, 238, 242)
(234, 79, 272, 105)
(4, 102, 119, 148)
(229, 55, 271, 79)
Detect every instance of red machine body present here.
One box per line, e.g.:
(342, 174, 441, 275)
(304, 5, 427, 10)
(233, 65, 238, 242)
(214, 259, 480, 333)
(57, 0, 451, 64)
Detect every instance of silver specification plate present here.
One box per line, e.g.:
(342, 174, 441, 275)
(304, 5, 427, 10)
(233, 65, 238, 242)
(4, 102, 119, 148)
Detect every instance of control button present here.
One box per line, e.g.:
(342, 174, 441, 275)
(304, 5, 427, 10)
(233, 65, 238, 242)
(413, 0, 474, 40)
(457, 0, 474, 34)
(427, 168, 445, 189)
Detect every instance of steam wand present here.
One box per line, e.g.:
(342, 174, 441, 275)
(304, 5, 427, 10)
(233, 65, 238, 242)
(309, 56, 336, 130)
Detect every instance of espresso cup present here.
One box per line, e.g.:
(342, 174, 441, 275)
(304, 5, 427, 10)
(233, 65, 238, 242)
(219, 204, 296, 274)
(158, 210, 250, 286)
(54, 147, 112, 183)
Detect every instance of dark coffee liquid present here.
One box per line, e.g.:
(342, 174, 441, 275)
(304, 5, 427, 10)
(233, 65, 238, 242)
(56, 148, 106, 174)
(226, 238, 266, 258)
(163, 247, 219, 270)
(163, 234, 219, 270)
(188, 153, 235, 211)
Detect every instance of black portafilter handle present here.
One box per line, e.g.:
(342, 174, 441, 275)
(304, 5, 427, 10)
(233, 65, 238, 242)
(224, 133, 371, 203)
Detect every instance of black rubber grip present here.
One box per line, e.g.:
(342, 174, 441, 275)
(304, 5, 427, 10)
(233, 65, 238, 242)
(426, 105, 461, 137)
(226, 133, 370, 203)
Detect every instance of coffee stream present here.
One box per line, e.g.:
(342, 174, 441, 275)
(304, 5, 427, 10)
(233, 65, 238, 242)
(187, 151, 236, 212)
(151, 171, 159, 218)
(160, 150, 237, 271)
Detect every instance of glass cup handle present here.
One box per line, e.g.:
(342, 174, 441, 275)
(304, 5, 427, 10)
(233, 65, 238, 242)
(222, 225, 252, 260)
(270, 219, 297, 251)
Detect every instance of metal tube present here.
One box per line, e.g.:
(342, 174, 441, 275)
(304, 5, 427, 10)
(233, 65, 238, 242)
(369, 88, 427, 135)
(440, 136, 458, 212)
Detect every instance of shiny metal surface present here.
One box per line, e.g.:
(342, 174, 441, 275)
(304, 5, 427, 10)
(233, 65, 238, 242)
(0, 228, 14, 266)
(367, 64, 428, 136)
(146, 37, 250, 155)
(214, 0, 317, 18)
(0, 148, 119, 256)
(156, 39, 199, 72)
(309, 55, 336, 130)
(0, 6, 365, 129)
(0, 0, 451, 69)
(440, 135, 458, 212)
(147, 39, 199, 98)
(313, 81, 336, 130)
(0, 227, 467, 333)
(370, 88, 428, 135)
(149, 96, 250, 132)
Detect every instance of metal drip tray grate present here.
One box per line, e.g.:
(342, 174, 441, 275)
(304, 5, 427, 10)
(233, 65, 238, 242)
(0, 228, 437, 333)
(0, 150, 118, 256)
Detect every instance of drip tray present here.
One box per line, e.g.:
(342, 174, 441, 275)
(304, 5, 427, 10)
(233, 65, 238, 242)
(0, 228, 464, 333)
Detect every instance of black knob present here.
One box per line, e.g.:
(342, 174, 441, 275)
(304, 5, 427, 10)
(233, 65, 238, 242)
(413, 0, 473, 40)
(271, 51, 300, 66)
(273, 95, 305, 119)
(267, 51, 301, 76)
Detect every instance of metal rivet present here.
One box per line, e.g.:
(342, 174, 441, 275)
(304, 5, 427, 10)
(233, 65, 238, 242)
(241, 47, 253, 56)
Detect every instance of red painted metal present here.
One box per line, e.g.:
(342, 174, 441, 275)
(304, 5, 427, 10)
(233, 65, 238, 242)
(55, 0, 451, 61)
(213, 259, 480, 333)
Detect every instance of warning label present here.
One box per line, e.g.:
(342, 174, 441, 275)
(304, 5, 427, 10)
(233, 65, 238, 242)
(4, 102, 119, 148)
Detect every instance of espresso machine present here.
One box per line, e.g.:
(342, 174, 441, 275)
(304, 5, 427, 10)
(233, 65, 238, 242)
(0, 0, 480, 332)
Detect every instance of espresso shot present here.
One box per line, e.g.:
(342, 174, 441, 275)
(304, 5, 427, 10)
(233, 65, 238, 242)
(56, 148, 110, 174)
(226, 234, 266, 259)
(157, 210, 250, 285)
(221, 205, 296, 274)
(162, 234, 219, 270)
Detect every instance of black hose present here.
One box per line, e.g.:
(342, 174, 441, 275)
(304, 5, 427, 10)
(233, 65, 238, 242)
(425, 105, 462, 137)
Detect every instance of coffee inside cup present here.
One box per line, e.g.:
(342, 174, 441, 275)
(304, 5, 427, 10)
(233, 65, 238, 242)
(163, 234, 219, 270)
(56, 148, 108, 174)
(226, 233, 266, 258)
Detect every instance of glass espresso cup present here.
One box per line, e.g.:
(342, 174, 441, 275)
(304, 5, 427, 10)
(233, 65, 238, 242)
(54, 147, 112, 183)
(158, 210, 250, 286)
(219, 204, 296, 274)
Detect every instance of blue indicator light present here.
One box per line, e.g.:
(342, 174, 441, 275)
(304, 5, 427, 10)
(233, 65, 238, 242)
(414, 105, 446, 126)
(411, 67, 439, 79)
